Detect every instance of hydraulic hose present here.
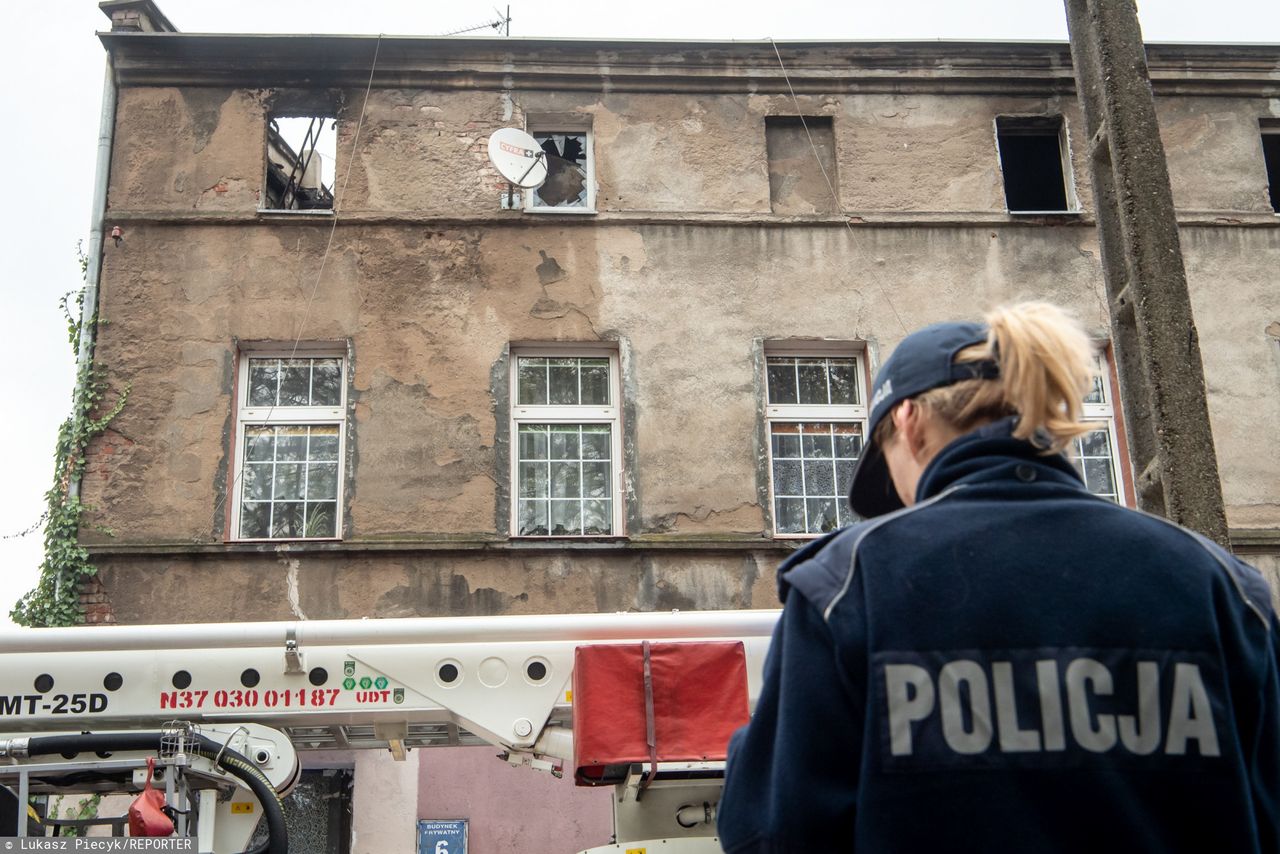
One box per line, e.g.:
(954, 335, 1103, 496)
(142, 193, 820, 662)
(22, 732, 287, 854)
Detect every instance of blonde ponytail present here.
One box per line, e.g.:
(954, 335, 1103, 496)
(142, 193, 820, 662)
(879, 302, 1098, 455)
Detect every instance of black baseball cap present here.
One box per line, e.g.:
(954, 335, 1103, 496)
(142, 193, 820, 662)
(848, 321, 998, 518)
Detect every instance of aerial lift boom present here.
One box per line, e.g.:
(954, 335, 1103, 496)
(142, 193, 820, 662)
(0, 610, 778, 853)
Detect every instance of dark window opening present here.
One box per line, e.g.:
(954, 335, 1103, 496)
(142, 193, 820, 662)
(765, 116, 838, 215)
(266, 115, 336, 211)
(1262, 126, 1280, 213)
(996, 116, 1072, 213)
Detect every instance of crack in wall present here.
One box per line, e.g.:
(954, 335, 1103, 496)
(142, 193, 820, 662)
(280, 554, 309, 620)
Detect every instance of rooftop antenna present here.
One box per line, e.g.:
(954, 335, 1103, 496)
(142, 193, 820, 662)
(487, 127, 547, 209)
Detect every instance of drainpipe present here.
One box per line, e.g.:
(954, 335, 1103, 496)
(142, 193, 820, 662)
(67, 53, 118, 505)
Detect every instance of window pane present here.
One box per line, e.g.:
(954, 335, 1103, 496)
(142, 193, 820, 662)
(309, 428, 340, 462)
(550, 500, 582, 536)
(582, 500, 611, 535)
(834, 426, 863, 460)
(550, 461, 581, 499)
(274, 463, 305, 500)
(775, 497, 806, 534)
(804, 460, 836, 497)
(307, 463, 338, 501)
(519, 461, 549, 498)
(304, 503, 337, 538)
(801, 427, 833, 459)
(771, 424, 801, 459)
(517, 359, 547, 405)
(276, 430, 308, 462)
(550, 428, 580, 460)
(767, 359, 797, 405)
(796, 362, 829, 405)
(272, 502, 305, 538)
(311, 359, 342, 406)
(828, 359, 858, 405)
(580, 361, 610, 405)
(835, 459, 856, 497)
(519, 426, 549, 460)
(1084, 458, 1117, 499)
(549, 360, 579, 405)
(582, 462, 610, 499)
(772, 459, 803, 496)
(807, 498, 839, 533)
(581, 428, 611, 461)
(245, 427, 275, 462)
(279, 360, 311, 406)
(248, 361, 278, 406)
(1079, 428, 1110, 458)
(243, 463, 272, 501)
(240, 502, 271, 538)
(519, 499, 549, 536)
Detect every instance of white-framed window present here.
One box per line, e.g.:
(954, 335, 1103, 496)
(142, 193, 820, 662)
(1073, 352, 1130, 505)
(526, 123, 595, 213)
(232, 352, 346, 540)
(765, 350, 867, 536)
(510, 349, 621, 537)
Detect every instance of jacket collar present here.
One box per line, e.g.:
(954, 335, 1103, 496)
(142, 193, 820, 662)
(915, 416, 1087, 502)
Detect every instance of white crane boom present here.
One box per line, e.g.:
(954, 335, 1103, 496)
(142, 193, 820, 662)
(0, 609, 780, 854)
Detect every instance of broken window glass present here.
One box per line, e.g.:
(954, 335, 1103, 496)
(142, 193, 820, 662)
(265, 115, 336, 211)
(530, 131, 590, 209)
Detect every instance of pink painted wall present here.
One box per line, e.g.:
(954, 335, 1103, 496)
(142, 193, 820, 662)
(417, 746, 614, 853)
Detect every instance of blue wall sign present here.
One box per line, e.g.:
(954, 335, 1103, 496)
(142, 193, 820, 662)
(418, 819, 468, 854)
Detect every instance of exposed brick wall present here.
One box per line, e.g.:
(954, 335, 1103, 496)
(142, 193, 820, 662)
(80, 575, 117, 625)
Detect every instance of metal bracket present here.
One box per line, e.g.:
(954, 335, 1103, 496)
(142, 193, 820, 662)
(283, 627, 303, 674)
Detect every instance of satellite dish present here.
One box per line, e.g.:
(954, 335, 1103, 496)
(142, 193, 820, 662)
(487, 127, 548, 189)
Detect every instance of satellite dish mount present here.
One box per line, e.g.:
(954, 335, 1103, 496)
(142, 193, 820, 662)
(487, 127, 549, 209)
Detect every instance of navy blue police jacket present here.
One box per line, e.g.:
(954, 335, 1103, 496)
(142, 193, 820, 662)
(719, 420, 1280, 853)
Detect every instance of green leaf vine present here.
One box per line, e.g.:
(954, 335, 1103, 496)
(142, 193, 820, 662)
(10, 248, 129, 627)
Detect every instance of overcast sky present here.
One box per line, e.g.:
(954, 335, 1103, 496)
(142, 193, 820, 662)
(0, 0, 1275, 627)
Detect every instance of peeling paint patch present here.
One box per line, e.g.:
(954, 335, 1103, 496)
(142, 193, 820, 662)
(536, 250, 566, 285)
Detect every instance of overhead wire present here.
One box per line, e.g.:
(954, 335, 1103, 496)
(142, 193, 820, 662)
(768, 38, 909, 336)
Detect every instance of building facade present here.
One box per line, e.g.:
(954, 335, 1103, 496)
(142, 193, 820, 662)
(79, 2, 1280, 850)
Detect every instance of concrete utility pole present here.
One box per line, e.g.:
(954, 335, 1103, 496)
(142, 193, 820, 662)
(1063, 0, 1230, 546)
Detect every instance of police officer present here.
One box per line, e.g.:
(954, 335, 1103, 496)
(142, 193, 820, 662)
(718, 302, 1280, 853)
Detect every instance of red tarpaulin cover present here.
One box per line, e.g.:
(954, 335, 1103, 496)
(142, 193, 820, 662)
(572, 641, 749, 786)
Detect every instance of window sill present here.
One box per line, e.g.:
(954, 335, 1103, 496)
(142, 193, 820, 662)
(256, 208, 335, 217)
(84, 535, 800, 557)
(1005, 209, 1081, 216)
(524, 207, 597, 216)
(230, 537, 344, 545)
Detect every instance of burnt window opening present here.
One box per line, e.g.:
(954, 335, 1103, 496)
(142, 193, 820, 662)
(1262, 122, 1280, 213)
(996, 116, 1075, 214)
(265, 115, 337, 211)
(765, 116, 838, 215)
(529, 130, 592, 210)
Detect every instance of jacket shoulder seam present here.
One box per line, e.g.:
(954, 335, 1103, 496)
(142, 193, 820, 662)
(821, 484, 966, 622)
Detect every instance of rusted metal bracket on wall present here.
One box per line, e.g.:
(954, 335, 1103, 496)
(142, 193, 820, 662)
(1063, 0, 1230, 545)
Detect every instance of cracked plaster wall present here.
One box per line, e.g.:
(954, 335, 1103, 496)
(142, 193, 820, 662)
(86, 80, 1280, 620)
